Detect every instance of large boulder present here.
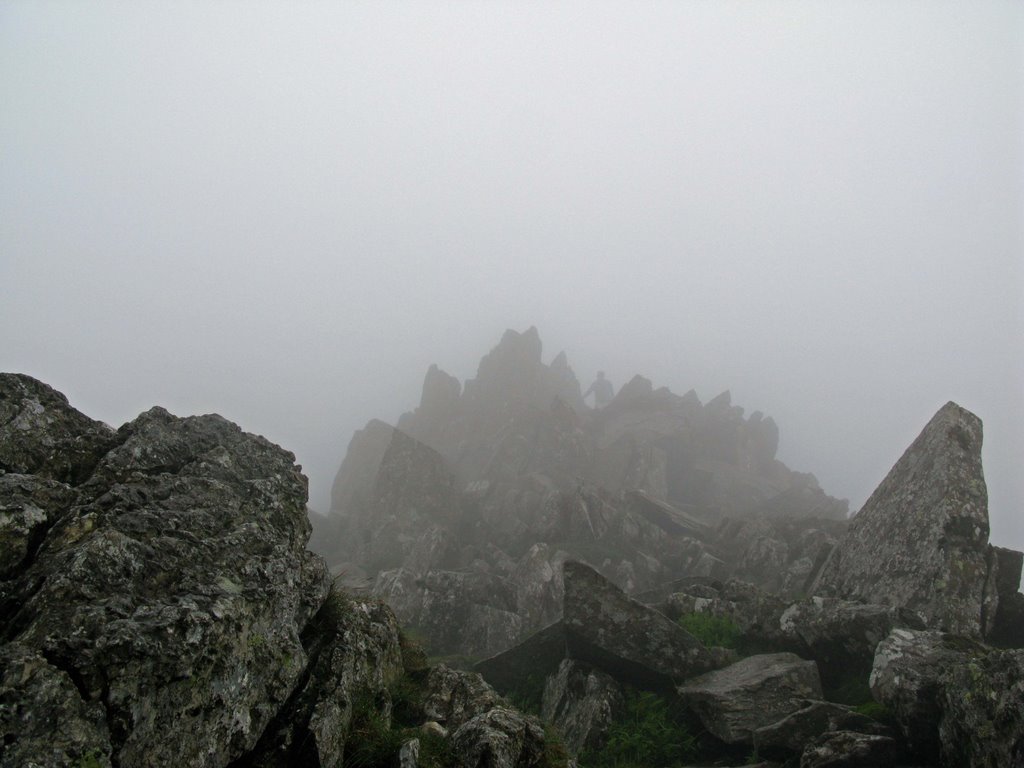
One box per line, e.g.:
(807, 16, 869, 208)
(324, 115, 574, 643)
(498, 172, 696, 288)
(422, 665, 505, 731)
(450, 706, 548, 768)
(677, 653, 823, 745)
(0, 377, 330, 767)
(562, 561, 716, 689)
(814, 402, 991, 636)
(871, 628, 1024, 766)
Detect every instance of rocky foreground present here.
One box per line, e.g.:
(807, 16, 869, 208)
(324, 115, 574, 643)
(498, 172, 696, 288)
(0, 373, 560, 768)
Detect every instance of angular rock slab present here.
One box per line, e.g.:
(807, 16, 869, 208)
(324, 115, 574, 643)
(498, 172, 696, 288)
(678, 652, 822, 744)
(562, 560, 715, 689)
(814, 402, 990, 636)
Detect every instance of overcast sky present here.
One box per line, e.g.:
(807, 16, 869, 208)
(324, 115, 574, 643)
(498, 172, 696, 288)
(3, 2, 1022, 550)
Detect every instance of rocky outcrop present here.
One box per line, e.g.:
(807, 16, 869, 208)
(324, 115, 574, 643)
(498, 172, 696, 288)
(814, 402, 993, 636)
(870, 628, 1024, 766)
(0, 374, 563, 768)
(317, 329, 849, 661)
(677, 653, 823, 745)
(1, 381, 330, 767)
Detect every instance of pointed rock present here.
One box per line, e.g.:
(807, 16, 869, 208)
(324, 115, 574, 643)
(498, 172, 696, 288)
(814, 402, 990, 636)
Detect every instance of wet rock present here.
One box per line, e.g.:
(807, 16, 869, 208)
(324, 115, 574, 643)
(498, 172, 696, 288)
(984, 545, 1024, 645)
(562, 561, 715, 689)
(753, 700, 884, 754)
(814, 402, 991, 636)
(798, 730, 904, 768)
(422, 664, 504, 731)
(869, 629, 962, 762)
(0, 642, 113, 768)
(2, 392, 330, 768)
(871, 627, 1024, 766)
(541, 659, 624, 755)
(450, 706, 547, 768)
(779, 598, 925, 698)
(678, 653, 823, 745)
(939, 644, 1024, 767)
(243, 594, 406, 768)
(0, 373, 116, 484)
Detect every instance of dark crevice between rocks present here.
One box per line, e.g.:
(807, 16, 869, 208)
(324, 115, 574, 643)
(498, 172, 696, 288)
(227, 589, 346, 768)
(38, 650, 120, 765)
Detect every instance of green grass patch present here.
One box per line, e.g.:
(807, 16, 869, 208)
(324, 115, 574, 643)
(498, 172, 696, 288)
(854, 700, 896, 726)
(506, 672, 547, 715)
(579, 689, 697, 768)
(677, 612, 741, 650)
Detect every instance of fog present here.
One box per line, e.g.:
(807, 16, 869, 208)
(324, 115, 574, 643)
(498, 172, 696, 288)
(3, 2, 1021, 550)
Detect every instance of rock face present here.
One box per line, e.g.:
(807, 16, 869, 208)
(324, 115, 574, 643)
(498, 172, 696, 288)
(814, 402, 992, 636)
(677, 653, 823, 745)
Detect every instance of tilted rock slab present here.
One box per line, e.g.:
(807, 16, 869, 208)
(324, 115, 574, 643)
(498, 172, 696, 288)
(677, 652, 823, 745)
(562, 560, 716, 689)
(814, 402, 991, 636)
(0, 374, 330, 767)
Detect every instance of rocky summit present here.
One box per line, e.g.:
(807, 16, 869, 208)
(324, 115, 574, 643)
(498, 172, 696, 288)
(315, 328, 1023, 767)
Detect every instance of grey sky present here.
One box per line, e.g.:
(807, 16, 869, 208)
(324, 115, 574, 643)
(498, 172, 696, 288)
(3, 2, 1022, 549)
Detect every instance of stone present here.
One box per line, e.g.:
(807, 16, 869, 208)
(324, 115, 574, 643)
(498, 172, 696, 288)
(241, 593, 406, 768)
(753, 700, 884, 754)
(0, 384, 331, 768)
(399, 738, 420, 768)
(450, 706, 547, 768)
(678, 653, 823, 745)
(938, 645, 1024, 767)
(871, 627, 1024, 767)
(798, 730, 905, 768)
(0, 373, 116, 484)
(422, 665, 504, 731)
(562, 561, 716, 689)
(0, 642, 113, 767)
(779, 597, 925, 698)
(814, 402, 991, 636)
(541, 659, 624, 755)
(869, 629, 964, 763)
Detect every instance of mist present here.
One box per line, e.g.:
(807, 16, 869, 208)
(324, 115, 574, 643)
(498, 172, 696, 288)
(2, 2, 1021, 550)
